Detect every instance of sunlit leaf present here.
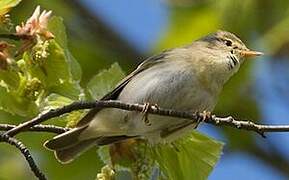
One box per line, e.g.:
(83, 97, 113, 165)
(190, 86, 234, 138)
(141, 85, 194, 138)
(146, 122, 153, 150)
(0, 64, 42, 117)
(151, 131, 223, 180)
(48, 16, 82, 82)
(0, 0, 21, 16)
(87, 63, 125, 100)
(48, 16, 67, 48)
(41, 93, 84, 127)
(65, 50, 82, 82)
(25, 40, 82, 100)
(0, 86, 38, 117)
(0, 68, 20, 89)
(42, 93, 72, 109)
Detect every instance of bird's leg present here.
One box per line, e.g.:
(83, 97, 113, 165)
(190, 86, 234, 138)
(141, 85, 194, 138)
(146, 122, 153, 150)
(200, 111, 212, 122)
(141, 103, 159, 126)
(141, 102, 151, 126)
(193, 110, 212, 128)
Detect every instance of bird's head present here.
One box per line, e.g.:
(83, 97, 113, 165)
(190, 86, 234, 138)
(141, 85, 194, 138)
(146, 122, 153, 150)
(186, 30, 263, 90)
(199, 30, 263, 71)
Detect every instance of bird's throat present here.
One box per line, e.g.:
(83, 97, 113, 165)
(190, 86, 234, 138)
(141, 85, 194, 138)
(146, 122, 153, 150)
(227, 54, 240, 71)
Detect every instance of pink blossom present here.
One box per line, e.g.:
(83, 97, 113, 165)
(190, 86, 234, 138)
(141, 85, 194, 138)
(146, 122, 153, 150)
(15, 6, 54, 39)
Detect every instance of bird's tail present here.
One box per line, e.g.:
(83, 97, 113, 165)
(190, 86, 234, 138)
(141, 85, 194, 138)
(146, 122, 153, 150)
(44, 126, 134, 163)
(44, 126, 94, 163)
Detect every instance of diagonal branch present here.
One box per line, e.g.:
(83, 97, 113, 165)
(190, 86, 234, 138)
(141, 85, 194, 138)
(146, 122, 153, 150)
(0, 134, 47, 180)
(3, 100, 289, 138)
(0, 124, 69, 134)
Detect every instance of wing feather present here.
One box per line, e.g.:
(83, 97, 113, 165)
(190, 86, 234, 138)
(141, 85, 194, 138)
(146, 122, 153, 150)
(76, 51, 169, 127)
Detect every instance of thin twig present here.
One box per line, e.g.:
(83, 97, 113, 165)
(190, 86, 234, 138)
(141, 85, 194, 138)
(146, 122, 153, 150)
(0, 34, 31, 41)
(0, 124, 69, 134)
(2, 100, 289, 180)
(0, 134, 47, 180)
(205, 116, 289, 137)
(4, 100, 289, 138)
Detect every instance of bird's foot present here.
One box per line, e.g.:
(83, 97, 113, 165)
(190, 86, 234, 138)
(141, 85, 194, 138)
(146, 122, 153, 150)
(141, 102, 151, 126)
(199, 111, 212, 122)
(193, 111, 212, 128)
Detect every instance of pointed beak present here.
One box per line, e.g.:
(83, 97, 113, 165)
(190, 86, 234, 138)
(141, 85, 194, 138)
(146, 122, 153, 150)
(240, 49, 263, 58)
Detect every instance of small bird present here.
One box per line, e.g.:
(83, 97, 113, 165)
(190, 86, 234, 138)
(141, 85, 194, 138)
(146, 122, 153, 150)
(44, 30, 263, 163)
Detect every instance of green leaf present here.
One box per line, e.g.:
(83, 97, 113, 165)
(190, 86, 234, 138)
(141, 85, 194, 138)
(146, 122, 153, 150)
(42, 93, 84, 127)
(41, 93, 73, 110)
(65, 49, 82, 82)
(19, 17, 83, 100)
(151, 131, 223, 180)
(48, 16, 68, 48)
(26, 40, 82, 100)
(0, 0, 21, 15)
(0, 86, 38, 117)
(48, 16, 82, 81)
(87, 63, 125, 100)
(0, 64, 42, 117)
(0, 68, 20, 89)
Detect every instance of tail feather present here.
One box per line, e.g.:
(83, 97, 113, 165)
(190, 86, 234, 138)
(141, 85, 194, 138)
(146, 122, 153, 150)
(54, 139, 97, 164)
(44, 126, 88, 151)
(44, 125, 136, 163)
(44, 125, 98, 164)
(54, 136, 135, 163)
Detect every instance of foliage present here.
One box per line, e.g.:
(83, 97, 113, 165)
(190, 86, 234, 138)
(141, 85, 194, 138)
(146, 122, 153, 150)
(0, 0, 21, 16)
(151, 132, 223, 180)
(87, 62, 125, 100)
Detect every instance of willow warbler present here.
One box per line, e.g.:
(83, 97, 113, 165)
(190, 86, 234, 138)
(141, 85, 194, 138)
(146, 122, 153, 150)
(44, 30, 263, 163)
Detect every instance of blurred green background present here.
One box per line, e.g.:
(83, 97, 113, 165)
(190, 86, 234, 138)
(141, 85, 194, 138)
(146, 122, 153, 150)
(1, 0, 289, 179)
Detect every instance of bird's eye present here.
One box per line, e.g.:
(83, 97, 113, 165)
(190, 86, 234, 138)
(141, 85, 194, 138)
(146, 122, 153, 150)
(224, 40, 232, 46)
